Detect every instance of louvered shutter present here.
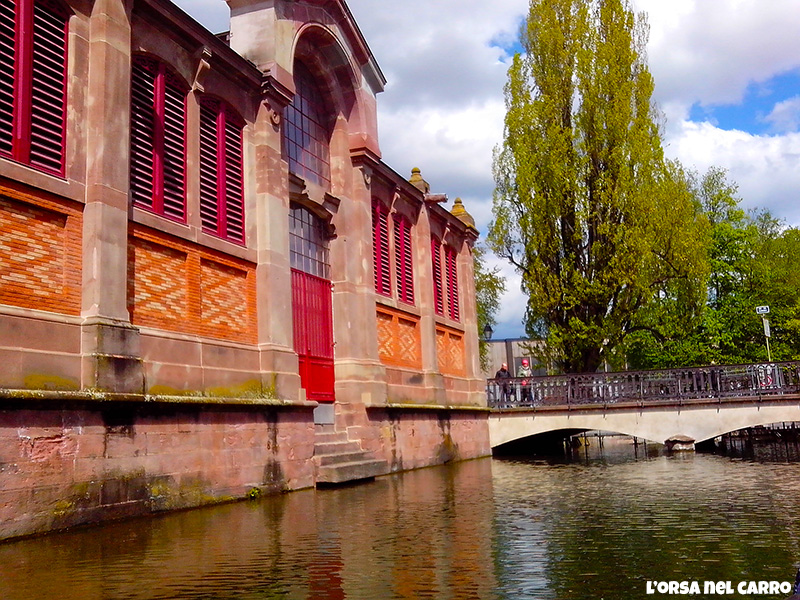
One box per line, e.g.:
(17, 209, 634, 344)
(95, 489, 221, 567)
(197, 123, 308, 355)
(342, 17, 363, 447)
(29, 0, 66, 174)
(394, 216, 414, 305)
(372, 200, 391, 296)
(0, 0, 67, 175)
(431, 236, 444, 316)
(198, 98, 219, 233)
(0, 0, 17, 158)
(199, 97, 245, 244)
(222, 109, 244, 243)
(130, 59, 156, 211)
(446, 246, 460, 321)
(161, 70, 186, 221)
(130, 58, 185, 221)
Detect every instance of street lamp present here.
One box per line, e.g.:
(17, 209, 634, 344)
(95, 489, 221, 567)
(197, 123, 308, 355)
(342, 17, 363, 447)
(482, 324, 493, 341)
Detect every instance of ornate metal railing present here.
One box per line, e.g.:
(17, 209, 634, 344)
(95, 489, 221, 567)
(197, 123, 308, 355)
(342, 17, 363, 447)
(487, 361, 800, 409)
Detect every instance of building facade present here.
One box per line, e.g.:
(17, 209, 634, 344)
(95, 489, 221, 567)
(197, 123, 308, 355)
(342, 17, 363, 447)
(0, 0, 489, 539)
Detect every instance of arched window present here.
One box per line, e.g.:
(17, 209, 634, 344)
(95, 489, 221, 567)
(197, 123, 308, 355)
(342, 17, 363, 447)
(198, 96, 245, 244)
(0, 0, 69, 176)
(130, 55, 187, 222)
(282, 62, 331, 188)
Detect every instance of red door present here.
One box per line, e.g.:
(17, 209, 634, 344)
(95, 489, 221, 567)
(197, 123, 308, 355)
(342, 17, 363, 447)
(291, 269, 335, 402)
(289, 204, 335, 402)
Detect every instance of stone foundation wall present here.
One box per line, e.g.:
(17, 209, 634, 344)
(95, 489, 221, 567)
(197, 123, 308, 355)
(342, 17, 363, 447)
(0, 399, 315, 541)
(354, 404, 491, 473)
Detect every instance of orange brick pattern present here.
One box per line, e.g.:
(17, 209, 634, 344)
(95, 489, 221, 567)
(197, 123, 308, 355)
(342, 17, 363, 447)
(376, 305, 422, 369)
(436, 325, 466, 377)
(0, 186, 82, 316)
(128, 226, 257, 344)
(129, 238, 188, 327)
(200, 259, 249, 336)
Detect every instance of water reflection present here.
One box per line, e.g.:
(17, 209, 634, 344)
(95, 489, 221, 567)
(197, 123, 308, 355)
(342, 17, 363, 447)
(1, 439, 799, 599)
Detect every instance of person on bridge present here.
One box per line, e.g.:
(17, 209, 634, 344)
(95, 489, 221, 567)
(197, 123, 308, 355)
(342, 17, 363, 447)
(495, 363, 513, 406)
(517, 358, 533, 405)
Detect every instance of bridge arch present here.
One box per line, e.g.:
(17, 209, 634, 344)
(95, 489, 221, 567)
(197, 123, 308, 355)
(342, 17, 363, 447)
(489, 401, 800, 448)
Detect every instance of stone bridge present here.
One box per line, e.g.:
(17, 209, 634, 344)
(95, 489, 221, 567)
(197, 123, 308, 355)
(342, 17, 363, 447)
(487, 361, 800, 449)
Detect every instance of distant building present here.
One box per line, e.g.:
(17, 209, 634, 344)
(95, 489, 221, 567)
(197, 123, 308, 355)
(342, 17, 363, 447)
(0, 0, 488, 540)
(483, 338, 548, 378)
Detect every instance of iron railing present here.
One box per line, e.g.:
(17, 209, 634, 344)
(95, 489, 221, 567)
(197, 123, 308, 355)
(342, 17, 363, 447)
(487, 361, 800, 409)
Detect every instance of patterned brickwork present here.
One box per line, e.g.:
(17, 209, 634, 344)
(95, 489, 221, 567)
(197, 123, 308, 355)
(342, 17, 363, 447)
(0, 185, 82, 316)
(436, 325, 466, 377)
(200, 259, 248, 336)
(376, 305, 422, 369)
(128, 226, 257, 344)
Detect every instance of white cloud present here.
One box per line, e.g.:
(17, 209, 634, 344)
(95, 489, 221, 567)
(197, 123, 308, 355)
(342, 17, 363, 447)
(762, 97, 800, 134)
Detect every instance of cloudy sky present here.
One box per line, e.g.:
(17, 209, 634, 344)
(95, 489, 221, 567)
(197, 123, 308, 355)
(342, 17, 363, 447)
(173, 0, 800, 339)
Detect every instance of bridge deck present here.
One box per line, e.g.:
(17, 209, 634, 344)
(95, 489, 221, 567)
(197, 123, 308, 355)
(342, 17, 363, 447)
(487, 360, 800, 411)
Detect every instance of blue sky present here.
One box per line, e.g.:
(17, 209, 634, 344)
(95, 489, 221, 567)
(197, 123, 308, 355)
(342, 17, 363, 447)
(174, 0, 800, 340)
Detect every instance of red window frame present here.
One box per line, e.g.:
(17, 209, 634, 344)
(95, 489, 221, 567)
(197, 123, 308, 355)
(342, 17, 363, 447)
(431, 236, 444, 316)
(282, 62, 331, 188)
(445, 245, 460, 321)
(372, 199, 391, 296)
(130, 55, 187, 222)
(0, 0, 68, 176)
(199, 96, 245, 244)
(394, 215, 414, 305)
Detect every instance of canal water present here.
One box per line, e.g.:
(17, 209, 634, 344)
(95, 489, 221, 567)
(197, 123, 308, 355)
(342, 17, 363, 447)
(1, 438, 799, 600)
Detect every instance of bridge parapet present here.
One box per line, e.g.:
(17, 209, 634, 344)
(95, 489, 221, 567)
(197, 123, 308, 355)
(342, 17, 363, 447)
(488, 361, 800, 410)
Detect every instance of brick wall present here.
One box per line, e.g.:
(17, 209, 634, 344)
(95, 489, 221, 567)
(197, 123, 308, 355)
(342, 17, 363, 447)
(128, 226, 257, 344)
(0, 184, 82, 316)
(436, 325, 466, 377)
(376, 305, 422, 369)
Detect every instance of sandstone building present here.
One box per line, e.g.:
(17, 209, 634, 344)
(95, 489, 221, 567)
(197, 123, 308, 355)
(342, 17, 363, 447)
(0, 0, 489, 539)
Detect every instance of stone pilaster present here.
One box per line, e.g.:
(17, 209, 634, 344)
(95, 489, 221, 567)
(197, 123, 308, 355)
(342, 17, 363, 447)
(80, 0, 143, 393)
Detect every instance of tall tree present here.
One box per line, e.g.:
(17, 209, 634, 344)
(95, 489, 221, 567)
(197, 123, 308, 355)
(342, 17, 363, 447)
(473, 244, 506, 372)
(490, 0, 707, 373)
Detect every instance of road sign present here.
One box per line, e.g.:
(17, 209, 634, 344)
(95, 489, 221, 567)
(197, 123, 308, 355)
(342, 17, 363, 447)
(756, 305, 770, 314)
(763, 318, 771, 338)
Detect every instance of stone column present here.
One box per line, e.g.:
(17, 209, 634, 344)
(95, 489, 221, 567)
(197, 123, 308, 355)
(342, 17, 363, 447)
(254, 84, 302, 402)
(80, 0, 143, 394)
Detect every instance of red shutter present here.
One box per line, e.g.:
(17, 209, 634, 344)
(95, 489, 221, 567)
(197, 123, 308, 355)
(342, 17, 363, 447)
(28, 0, 66, 175)
(130, 58, 157, 211)
(223, 111, 244, 243)
(372, 200, 391, 296)
(161, 70, 186, 221)
(130, 58, 186, 221)
(446, 246, 460, 321)
(0, 0, 17, 158)
(431, 236, 444, 316)
(0, 0, 67, 175)
(198, 99, 219, 233)
(394, 216, 414, 305)
(199, 97, 245, 244)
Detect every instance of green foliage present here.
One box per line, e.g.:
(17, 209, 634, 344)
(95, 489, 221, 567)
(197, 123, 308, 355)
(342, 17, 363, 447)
(490, 0, 708, 373)
(627, 167, 800, 368)
(474, 244, 506, 371)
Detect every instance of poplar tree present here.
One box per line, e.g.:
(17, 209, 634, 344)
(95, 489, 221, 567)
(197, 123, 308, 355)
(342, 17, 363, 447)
(490, 0, 708, 373)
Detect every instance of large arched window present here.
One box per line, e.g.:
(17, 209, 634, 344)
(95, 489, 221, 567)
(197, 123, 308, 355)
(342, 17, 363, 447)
(0, 0, 69, 176)
(282, 62, 331, 188)
(130, 55, 187, 222)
